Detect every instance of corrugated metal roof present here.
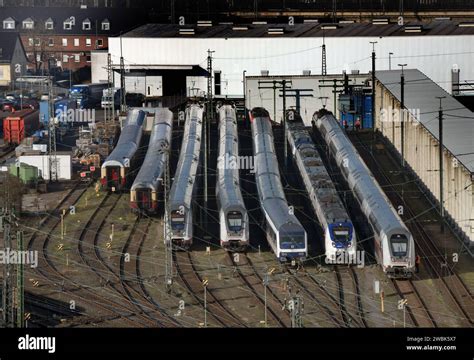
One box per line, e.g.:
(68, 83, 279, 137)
(376, 69, 474, 174)
(121, 21, 474, 38)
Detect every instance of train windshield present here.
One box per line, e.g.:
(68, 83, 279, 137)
(227, 212, 242, 232)
(280, 233, 306, 249)
(332, 226, 351, 246)
(390, 235, 408, 257)
(171, 211, 185, 231)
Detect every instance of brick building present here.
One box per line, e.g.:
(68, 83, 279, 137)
(1, 7, 146, 74)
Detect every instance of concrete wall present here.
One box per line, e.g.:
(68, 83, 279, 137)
(376, 81, 474, 247)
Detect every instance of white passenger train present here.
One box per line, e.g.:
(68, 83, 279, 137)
(250, 107, 308, 263)
(216, 104, 249, 250)
(313, 109, 415, 278)
(286, 111, 357, 264)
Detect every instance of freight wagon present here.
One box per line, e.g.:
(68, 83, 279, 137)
(3, 109, 40, 145)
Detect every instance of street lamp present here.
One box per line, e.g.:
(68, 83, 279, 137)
(398, 63, 407, 168)
(65, 55, 75, 90)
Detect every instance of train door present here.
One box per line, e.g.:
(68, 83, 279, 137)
(136, 189, 151, 211)
(106, 166, 121, 189)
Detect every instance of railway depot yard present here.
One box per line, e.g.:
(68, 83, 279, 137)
(1, 1, 474, 356)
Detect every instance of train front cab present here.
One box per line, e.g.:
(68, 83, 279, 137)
(385, 233, 415, 279)
(325, 222, 356, 262)
(131, 188, 157, 214)
(101, 166, 126, 191)
(221, 210, 248, 251)
(277, 225, 307, 263)
(169, 207, 192, 250)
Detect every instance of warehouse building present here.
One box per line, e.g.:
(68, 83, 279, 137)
(375, 69, 474, 248)
(104, 20, 474, 110)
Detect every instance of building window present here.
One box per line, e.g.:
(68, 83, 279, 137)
(63, 54, 69, 63)
(82, 19, 91, 30)
(85, 38, 91, 47)
(45, 19, 54, 30)
(63, 21, 72, 30)
(22, 19, 34, 30)
(86, 55, 91, 62)
(3, 19, 15, 29)
(214, 71, 222, 95)
(62, 38, 68, 46)
(74, 54, 80, 63)
(48, 38, 54, 47)
(34, 38, 41, 47)
(96, 39, 103, 47)
(28, 38, 34, 46)
(74, 38, 79, 47)
(36, 54, 41, 62)
(101, 19, 110, 31)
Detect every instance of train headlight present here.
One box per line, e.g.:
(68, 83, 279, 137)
(332, 242, 336, 247)
(391, 257, 396, 262)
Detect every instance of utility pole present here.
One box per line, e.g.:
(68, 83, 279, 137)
(319, 78, 346, 115)
(16, 230, 24, 328)
(321, 31, 327, 76)
(48, 78, 58, 183)
(163, 146, 173, 292)
(106, 52, 114, 125)
(289, 295, 303, 328)
(205, 50, 215, 227)
(370, 41, 377, 130)
(280, 88, 314, 115)
(202, 279, 209, 327)
(120, 34, 126, 113)
(398, 64, 407, 168)
(1, 211, 14, 327)
(263, 273, 268, 327)
(437, 96, 446, 233)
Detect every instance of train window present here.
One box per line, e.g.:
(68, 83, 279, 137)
(227, 212, 242, 232)
(171, 212, 185, 230)
(280, 234, 305, 249)
(332, 227, 350, 245)
(390, 235, 408, 257)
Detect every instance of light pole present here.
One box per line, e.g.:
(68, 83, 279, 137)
(436, 96, 446, 233)
(370, 41, 378, 129)
(398, 64, 407, 168)
(389, 52, 394, 70)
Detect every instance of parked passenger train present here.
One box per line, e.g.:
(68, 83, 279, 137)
(286, 111, 356, 263)
(216, 104, 249, 250)
(130, 108, 173, 213)
(313, 109, 415, 278)
(250, 107, 307, 263)
(101, 109, 145, 191)
(166, 104, 203, 249)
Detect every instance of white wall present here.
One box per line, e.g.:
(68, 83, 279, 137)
(91, 51, 109, 84)
(19, 155, 72, 180)
(108, 35, 474, 97)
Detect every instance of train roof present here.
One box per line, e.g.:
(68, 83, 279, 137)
(217, 105, 247, 213)
(168, 104, 203, 210)
(287, 120, 351, 223)
(131, 108, 173, 191)
(102, 109, 145, 169)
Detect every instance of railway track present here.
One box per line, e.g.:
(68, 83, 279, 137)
(173, 250, 246, 327)
(228, 253, 290, 327)
(119, 216, 180, 327)
(351, 131, 474, 327)
(27, 186, 152, 327)
(75, 192, 160, 327)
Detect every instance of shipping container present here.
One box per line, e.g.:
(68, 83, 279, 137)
(3, 109, 40, 145)
(9, 162, 38, 184)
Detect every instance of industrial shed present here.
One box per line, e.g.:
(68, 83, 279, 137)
(106, 20, 474, 99)
(375, 69, 474, 247)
